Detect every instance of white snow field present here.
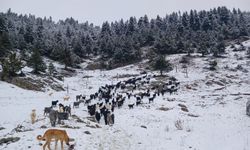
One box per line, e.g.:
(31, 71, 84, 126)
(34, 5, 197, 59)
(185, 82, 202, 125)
(0, 40, 250, 150)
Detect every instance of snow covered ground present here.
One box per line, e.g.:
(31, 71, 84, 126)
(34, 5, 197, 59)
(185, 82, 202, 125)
(0, 40, 250, 150)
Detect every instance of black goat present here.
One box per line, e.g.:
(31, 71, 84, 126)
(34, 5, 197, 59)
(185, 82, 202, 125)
(136, 96, 141, 101)
(49, 110, 58, 127)
(85, 99, 91, 105)
(76, 95, 82, 101)
(87, 105, 96, 116)
(57, 112, 69, 124)
(64, 105, 71, 116)
(149, 96, 155, 103)
(128, 104, 134, 109)
(73, 102, 80, 108)
(89, 94, 94, 100)
(44, 107, 52, 116)
(136, 99, 142, 106)
(95, 112, 101, 123)
(51, 100, 59, 107)
(117, 98, 125, 108)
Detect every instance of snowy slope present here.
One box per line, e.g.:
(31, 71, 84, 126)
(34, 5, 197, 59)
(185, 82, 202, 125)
(0, 40, 250, 150)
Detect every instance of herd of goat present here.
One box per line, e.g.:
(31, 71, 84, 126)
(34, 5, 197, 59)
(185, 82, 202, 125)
(42, 74, 180, 127)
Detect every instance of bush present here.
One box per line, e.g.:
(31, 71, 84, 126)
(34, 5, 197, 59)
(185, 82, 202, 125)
(1, 52, 22, 80)
(179, 55, 190, 64)
(152, 56, 172, 76)
(28, 49, 46, 74)
(236, 64, 243, 70)
(209, 60, 217, 71)
(48, 62, 56, 76)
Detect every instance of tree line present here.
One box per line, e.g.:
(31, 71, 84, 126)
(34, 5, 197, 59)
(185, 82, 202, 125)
(0, 7, 249, 77)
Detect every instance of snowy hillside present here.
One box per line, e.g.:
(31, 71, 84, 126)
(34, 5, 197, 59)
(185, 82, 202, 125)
(0, 40, 250, 150)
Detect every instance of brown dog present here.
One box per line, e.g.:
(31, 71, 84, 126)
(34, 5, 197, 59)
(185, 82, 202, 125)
(37, 129, 70, 150)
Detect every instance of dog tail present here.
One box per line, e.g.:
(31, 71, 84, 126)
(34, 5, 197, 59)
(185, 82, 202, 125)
(37, 135, 45, 141)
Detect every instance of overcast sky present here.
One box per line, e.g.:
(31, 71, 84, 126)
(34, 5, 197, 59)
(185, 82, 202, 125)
(0, 0, 250, 25)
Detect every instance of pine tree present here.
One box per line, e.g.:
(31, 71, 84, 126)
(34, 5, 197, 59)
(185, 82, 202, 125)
(0, 32, 11, 58)
(34, 18, 45, 54)
(0, 15, 11, 58)
(219, 6, 230, 24)
(182, 12, 189, 28)
(48, 62, 56, 75)
(66, 26, 72, 38)
(1, 52, 22, 80)
(152, 55, 172, 76)
(100, 22, 111, 37)
(0, 7, 249, 69)
(201, 17, 212, 32)
(155, 15, 163, 30)
(154, 36, 176, 55)
(126, 17, 137, 35)
(29, 49, 47, 74)
(216, 41, 225, 54)
(61, 45, 73, 69)
(24, 22, 34, 44)
(85, 35, 93, 56)
(72, 37, 84, 57)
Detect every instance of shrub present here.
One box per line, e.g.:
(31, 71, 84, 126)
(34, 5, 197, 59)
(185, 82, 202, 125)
(209, 60, 217, 71)
(152, 55, 172, 76)
(179, 55, 190, 64)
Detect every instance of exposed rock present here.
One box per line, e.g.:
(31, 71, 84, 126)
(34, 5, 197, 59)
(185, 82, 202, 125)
(86, 116, 96, 122)
(10, 77, 45, 91)
(84, 131, 91, 135)
(0, 137, 20, 145)
(76, 118, 85, 123)
(188, 114, 199, 117)
(61, 125, 80, 129)
(4, 76, 64, 92)
(178, 104, 189, 112)
(86, 124, 97, 128)
(157, 107, 173, 111)
(14, 125, 33, 133)
(50, 84, 64, 91)
(82, 75, 93, 78)
(95, 124, 102, 128)
(181, 107, 189, 112)
(60, 68, 77, 77)
(178, 104, 187, 108)
(234, 96, 242, 100)
(214, 87, 226, 91)
(141, 125, 147, 129)
(40, 125, 47, 129)
(166, 98, 176, 101)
